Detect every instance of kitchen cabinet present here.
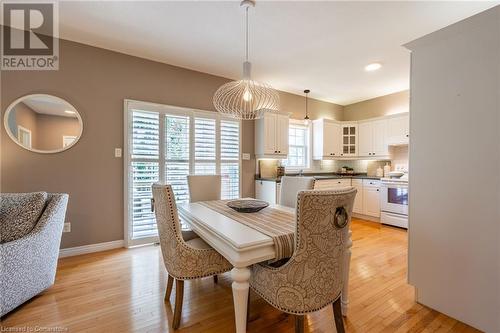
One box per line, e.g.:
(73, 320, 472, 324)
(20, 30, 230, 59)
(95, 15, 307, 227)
(314, 178, 351, 190)
(255, 180, 280, 204)
(312, 119, 342, 159)
(255, 113, 289, 157)
(341, 124, 358, 157)
(351, 179, 363, 214)
(362, 179, 381, 217)
(358, 119, 389, 157)
(387, 114, 409, 145)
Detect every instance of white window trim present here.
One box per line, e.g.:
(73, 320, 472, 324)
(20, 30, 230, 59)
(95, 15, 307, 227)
(123, 99, 242, 247)
(284, 119, 313, 172)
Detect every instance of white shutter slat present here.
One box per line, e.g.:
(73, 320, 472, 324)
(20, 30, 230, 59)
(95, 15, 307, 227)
(221, 120, 240, 199)
(165, 115, 190, 204)
(131, 111, 159, 159)
(131, 161, 159, 239)
(195, 118, 216, 160)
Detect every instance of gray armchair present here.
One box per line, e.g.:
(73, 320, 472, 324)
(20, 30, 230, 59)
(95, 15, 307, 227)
(0, 193, 68, 317)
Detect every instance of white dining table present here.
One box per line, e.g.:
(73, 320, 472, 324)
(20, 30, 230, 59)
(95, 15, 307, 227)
(178, 201, 353, 333)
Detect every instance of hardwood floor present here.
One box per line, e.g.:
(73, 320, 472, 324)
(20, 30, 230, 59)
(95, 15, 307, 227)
(1, 219, 481, 332)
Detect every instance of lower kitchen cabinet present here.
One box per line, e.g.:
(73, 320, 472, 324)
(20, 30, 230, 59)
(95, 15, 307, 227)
(255, 180, 280, 205)
(351, 179, 363, 214)
(362, 179, 381, 217)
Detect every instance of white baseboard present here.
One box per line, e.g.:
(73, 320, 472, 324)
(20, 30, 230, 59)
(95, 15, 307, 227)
(59, 240, 125, 258)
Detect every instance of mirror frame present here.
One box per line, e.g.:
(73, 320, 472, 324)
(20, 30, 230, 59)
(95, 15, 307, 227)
(3, 94, 84, 154)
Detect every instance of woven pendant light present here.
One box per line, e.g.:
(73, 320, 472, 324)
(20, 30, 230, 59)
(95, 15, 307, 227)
(213, 0, 279, 120)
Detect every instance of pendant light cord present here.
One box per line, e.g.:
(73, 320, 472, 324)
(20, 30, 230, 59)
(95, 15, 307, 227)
(245, 6, 249, 62)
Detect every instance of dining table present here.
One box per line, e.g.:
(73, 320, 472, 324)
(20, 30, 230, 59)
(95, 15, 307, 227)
(178, 199, 353, 333)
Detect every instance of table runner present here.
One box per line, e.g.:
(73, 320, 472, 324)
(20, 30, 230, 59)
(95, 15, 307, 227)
(197, 200, 296, 260)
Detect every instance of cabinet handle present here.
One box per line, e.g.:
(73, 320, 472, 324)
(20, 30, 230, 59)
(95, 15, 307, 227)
(376, 189, 379, 192)
(406, 134, 409, 137)
(373, 152, 376, 155)
(333, 153, 335, 156)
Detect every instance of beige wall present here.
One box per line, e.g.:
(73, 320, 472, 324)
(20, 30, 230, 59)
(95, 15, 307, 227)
(343, 90, 409, 120)
(1, 37, 342, 249)
(280, 91, 343, 121)
(35, 114, 81, 151)
(13, 102, 38, 147)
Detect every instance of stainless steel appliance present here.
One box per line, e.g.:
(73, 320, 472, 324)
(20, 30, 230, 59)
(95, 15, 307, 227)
(380, 176, 408, 228)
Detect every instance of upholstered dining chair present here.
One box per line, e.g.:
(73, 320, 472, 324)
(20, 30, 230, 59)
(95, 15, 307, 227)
(187, 175, 221, 202)
(279, 176, 315, 208)
(152, 184, 232, 329)
(185, 175, 221, 263)
(249, 188, 356, 333)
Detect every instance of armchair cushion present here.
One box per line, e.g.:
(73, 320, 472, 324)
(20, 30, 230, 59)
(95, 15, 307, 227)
(0, 192, 47, 243)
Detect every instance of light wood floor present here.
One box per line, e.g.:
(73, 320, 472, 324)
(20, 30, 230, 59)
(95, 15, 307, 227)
(1, 219, 481, 333)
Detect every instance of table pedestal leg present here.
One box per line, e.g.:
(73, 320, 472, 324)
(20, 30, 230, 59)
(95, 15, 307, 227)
(342, 229, 353, 316)
(232, 267, 251, 333)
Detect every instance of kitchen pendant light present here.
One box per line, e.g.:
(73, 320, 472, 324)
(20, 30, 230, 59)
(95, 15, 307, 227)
(303, 89, 310, 124)
(213, 0, 279, 120)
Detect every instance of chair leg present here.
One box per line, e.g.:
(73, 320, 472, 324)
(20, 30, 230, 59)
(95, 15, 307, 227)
(172, 279, 184, 330)
(213, 275, 218, 284)
(295, 315, 304, 333)
(246, 289, 251, 324)
(332, 298, 345, 333)
(165, 274, 174, 301)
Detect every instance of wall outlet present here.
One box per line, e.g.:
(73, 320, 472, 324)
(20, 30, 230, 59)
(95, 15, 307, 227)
(242, 153, 251, 160)
(115, 148, 122, 158)
(63, 222, 71, 233)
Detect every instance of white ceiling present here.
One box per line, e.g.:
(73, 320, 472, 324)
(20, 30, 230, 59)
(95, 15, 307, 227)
(22, 96, 78, 118)
(59, 1, 499, 105)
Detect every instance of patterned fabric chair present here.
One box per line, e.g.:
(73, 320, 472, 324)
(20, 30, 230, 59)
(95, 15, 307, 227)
(152, 184, 232, 329)
(249, 188, 356, 333)
(0, 193, 69, 317)
(279, 176, 315, 208)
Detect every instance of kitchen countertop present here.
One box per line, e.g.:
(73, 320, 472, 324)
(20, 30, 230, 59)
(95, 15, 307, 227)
(255, 173, 382, 182)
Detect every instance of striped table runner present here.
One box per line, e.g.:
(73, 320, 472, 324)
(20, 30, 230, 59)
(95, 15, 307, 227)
(198, 200, 296, 260)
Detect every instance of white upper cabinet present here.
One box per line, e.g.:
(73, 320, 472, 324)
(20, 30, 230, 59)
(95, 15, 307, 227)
(358, 119, 389, 157)
(312, 119, 342, 159)
(387, 113, 409, 145)
(255, 113, 289, 157)
(341, 124, 358, 157)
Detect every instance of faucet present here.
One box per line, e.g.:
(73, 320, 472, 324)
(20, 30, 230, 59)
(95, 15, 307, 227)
(298, 169, 304, 176)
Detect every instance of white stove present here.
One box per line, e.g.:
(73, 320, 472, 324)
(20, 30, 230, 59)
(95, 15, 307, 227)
(380, 171, 409, 229)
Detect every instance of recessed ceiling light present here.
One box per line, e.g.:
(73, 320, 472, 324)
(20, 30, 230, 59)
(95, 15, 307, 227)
(65, 110, 76, 114)
(365, 63, 382, 71)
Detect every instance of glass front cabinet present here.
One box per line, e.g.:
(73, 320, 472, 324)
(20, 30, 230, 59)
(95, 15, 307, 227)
(341, 124, 358, 157)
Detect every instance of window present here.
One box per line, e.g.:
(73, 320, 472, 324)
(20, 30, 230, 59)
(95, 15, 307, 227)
(283, 121, 309, 169)
(125, 101, 241, 246)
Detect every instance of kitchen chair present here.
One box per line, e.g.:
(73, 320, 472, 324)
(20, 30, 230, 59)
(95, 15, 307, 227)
(279, 176, 315, 208)
(249, 188, 356, 333)
(187, 175, 221, 202)
(152, 184, 232, 329)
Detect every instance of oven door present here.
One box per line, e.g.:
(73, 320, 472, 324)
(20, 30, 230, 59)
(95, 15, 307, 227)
(380, 182, 409, 215)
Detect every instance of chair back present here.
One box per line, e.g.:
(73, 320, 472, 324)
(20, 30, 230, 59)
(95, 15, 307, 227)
(279, 176, 315, 208)
(253, 188, 356, 313)
(152, 184, 187, 278)
(187, 175, 221, 202)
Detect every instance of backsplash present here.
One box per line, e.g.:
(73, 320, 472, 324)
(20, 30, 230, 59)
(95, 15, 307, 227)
(256, 146, 409, 177)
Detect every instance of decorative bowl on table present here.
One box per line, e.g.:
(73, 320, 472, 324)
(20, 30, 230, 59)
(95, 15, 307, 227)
(227, 200, 269, 213)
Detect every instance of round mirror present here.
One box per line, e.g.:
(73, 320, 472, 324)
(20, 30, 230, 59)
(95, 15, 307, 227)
(4, 94, 83, 153)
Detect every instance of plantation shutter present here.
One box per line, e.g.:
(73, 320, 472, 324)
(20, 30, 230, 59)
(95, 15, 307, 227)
(130, 110, 159, 239)
(165, 115, 190, 203)
(220, 120, 240, 199)
(194, 117, 217, 175)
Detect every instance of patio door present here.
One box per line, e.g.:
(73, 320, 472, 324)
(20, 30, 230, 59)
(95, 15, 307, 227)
(124, 100, 240, 247)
